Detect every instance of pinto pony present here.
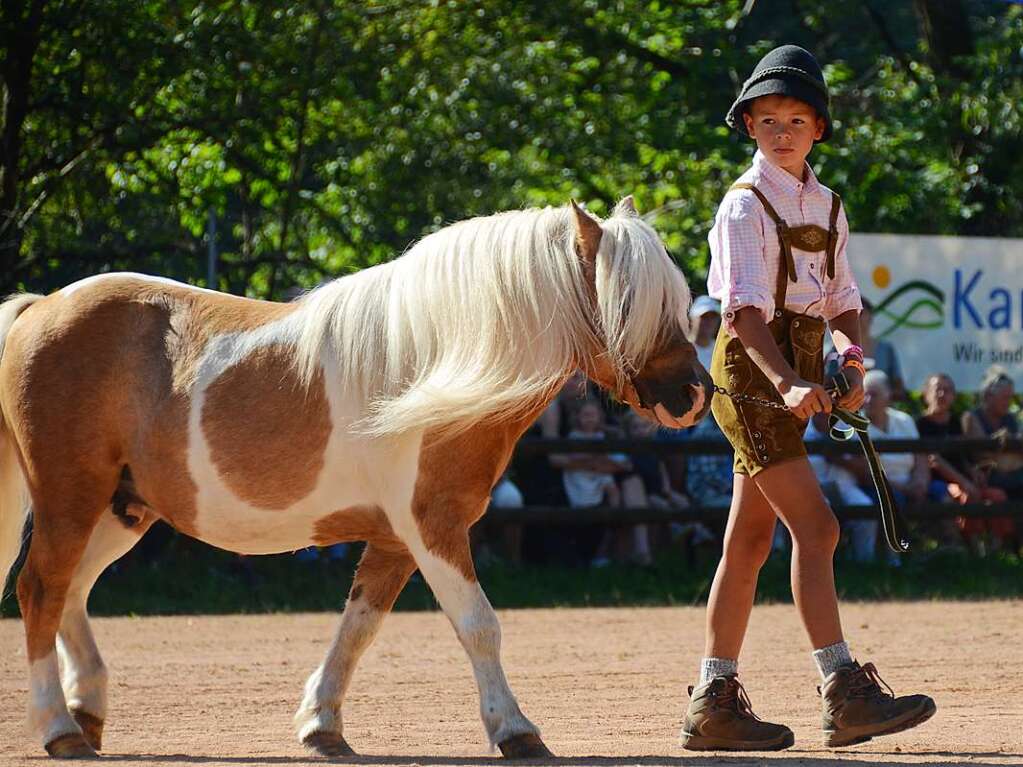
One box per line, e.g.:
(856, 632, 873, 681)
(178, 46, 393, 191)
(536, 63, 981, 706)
(0, 199, 710, 759)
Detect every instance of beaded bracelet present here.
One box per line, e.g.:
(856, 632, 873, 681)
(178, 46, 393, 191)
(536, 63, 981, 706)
(842, 358, 866, 378)
(842, 344, 864, 362)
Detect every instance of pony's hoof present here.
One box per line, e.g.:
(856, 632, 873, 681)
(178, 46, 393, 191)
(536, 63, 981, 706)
(498, 732, 554, 759)
(302, 730, 356, 757)
(70, 709, 104, 751)
(44, 732, 98, 759)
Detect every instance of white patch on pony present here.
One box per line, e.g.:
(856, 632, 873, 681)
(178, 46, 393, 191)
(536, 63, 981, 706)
(407, 547, 539, 747)
(57, 609, 107, 724)
(294, 595, 386, 742)
(334, 432, 539, 747)
(185, 312, 424, 553)
(28, 653, 79, 746)
(59, 272, 222, 297)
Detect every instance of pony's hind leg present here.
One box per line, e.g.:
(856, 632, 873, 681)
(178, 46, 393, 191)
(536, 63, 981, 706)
(410, 533, 550, 758)
(17, 481, 116, 758)
(58, 508, 155, 751)
(296, 542, 417, 756)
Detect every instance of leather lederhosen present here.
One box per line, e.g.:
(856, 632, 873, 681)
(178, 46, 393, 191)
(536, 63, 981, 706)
(710, 183, 842, 476)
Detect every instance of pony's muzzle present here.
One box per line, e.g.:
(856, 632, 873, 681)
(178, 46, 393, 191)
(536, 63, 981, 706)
(634, 365, 713, 429)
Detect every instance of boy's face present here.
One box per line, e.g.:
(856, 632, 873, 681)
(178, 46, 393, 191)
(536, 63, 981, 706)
(742, 95, 826, 179)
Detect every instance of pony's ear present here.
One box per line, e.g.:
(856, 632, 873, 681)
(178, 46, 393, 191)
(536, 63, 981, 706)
(614, 195, 639, 217)
(570, 200, 602, 265)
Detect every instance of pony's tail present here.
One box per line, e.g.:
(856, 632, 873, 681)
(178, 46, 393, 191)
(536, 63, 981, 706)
(0, 294, 42, 596)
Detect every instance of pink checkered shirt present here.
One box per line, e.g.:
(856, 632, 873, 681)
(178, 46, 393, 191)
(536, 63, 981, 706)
(707, 150, 861, 332)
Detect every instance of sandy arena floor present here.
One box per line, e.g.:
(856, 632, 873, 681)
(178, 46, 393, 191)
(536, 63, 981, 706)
(1, 601, 1021, 766)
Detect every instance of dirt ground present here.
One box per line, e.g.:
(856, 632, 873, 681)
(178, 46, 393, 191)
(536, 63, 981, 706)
(1, 601, 1021, 767)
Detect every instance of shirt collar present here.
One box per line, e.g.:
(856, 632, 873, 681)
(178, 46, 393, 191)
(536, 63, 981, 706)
(752, 150, 823, 198)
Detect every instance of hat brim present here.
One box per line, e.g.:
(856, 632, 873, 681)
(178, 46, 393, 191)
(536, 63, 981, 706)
(726, 77, 832, 143)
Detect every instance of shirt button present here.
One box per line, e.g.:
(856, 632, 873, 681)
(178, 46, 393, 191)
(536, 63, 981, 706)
(810, 263, 815, 269)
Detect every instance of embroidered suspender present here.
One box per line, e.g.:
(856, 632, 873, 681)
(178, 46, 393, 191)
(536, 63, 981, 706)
(826, 190, 841, 279)
(728, 182, 842, 308)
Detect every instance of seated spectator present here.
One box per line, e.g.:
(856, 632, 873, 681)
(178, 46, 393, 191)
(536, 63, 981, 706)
(616, 412, 694, 567)
(623, 412, 690, 510)
(479, 473, 526, 567)
(558, 369, 627, 434)
(860, 299, 907, 401)
(962, 368, 1023, 497)
(805, 412, 878, 562)
(918, 373, 1012, 550)
(685, 411, 733, 510)
(689, 295, 721, 373)
(550, 399, 631, 566)
(861, 370, 929, 507)
(961, 368, 1021, 551)
(510, 399, 569, 565)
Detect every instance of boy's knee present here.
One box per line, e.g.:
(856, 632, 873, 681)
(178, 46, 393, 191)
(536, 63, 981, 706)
(725, 530, 774, 570)
(793, 513, 841, 554)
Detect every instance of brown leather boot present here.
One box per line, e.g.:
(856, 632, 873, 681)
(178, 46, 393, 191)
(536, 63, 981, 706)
(680, 675, 794, 751)
(820, 661, 936, 747)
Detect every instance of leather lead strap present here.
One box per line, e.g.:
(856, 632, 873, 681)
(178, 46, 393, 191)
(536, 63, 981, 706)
(827, 370, 909, 554)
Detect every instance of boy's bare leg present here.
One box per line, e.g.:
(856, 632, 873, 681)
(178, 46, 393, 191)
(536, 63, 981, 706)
(704, 473, 778, 659)
(751, 458, 843, 649)
(685, 472, 793, 751)
(751, 457, 935, 746)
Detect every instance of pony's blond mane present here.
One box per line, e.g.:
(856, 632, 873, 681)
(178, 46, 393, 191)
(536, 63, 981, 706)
(294, 201, 691, 436)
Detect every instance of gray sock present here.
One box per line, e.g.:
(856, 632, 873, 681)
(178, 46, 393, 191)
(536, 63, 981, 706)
(813, 641, 853, 680)
(699, 657, 738, 685)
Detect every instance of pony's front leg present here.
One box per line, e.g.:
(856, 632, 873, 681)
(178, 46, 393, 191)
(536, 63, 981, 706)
(411, 533, 551, 758)
(296, 543, 417, 756)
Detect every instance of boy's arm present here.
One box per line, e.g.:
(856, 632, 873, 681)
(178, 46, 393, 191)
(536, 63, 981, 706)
(828, 309, 865, 410)
(828, 309, 861, 354)
(731, 307, 832, 420)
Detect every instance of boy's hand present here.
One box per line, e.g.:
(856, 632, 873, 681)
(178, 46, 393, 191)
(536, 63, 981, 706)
(836, 367, 865, 411)
(779, 378, 832, 420)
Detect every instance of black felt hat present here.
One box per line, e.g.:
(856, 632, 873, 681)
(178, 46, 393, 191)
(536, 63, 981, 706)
(725, 45, 832, 142)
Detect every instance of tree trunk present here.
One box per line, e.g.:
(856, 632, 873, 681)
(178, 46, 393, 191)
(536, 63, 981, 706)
(0, 0, 45, 291)
(913, 0, 974, 77)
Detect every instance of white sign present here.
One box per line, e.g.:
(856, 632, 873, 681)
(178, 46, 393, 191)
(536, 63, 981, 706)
(849, 233, 1023, 392)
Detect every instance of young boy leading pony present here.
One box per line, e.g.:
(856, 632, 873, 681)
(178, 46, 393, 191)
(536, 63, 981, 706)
(681, 45, 936, 751)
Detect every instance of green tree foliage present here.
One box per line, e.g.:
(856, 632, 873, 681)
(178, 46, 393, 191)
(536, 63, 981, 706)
(2, 0, 1021, 297)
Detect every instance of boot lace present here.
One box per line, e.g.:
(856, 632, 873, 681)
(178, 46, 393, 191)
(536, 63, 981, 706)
(847, 662, 895, 701)
(719, 677, 761, 720)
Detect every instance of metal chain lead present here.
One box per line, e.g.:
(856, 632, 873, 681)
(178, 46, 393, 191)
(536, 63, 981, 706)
(712, 383, 789, 411)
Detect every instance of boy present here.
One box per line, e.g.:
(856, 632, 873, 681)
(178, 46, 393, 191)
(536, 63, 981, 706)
(681, 45, 935, 751)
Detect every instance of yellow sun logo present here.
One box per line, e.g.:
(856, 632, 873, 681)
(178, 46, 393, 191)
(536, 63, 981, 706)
(872, 265, 891, 289)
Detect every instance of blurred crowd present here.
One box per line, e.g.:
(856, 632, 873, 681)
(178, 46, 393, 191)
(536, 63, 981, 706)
(474, 297, 1023, 569)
